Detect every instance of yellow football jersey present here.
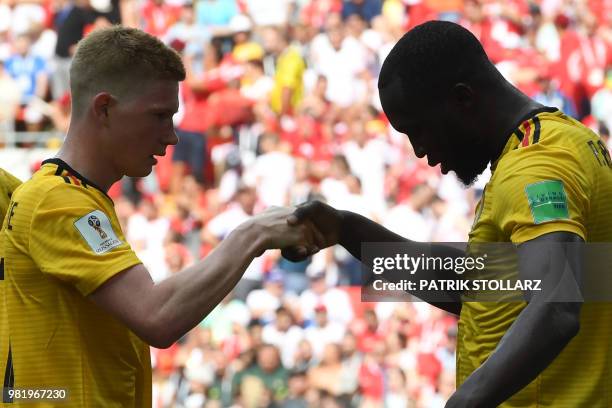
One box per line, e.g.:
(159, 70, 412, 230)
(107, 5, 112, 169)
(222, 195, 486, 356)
(1, 158, 150, 407)
(0, 169, 21, 227)
(460, 108, 612, 406)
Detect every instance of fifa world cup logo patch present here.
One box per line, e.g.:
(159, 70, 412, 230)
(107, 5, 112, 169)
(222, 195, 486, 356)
(88, 215, 108, 239)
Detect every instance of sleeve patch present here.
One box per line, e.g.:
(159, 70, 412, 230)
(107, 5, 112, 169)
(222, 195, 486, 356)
(524, 180, 569, 224)
(74, 210, 122, 254)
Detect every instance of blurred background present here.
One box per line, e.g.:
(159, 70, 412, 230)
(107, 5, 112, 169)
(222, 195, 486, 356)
(0, 0, 610, 406)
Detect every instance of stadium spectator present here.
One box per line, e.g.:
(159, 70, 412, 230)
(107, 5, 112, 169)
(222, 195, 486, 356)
(263, 26, 305, 116)
(232, 343, 289, 404)
(52, 0, 95, 99)
(303, 304, 345, 359)
(5, 33, 49, 131)
(0, 61, 22, 134)
(262, 306, 305, 368)
(245, 269, 285, 322)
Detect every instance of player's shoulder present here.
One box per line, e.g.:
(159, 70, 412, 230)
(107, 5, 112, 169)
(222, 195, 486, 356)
(496, 109, 594, 173)
(535, 109, 596, 146)
(0, 168, 21, 190)
(12, 159, 112, 213)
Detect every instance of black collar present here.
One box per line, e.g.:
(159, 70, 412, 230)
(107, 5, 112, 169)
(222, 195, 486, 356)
(41, 158, 113, 203)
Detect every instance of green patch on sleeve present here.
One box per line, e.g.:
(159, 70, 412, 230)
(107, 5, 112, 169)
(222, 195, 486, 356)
(525, 180, 569, 224)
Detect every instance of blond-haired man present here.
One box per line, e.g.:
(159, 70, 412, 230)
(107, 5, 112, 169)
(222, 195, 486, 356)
(0, 26, 319, 407)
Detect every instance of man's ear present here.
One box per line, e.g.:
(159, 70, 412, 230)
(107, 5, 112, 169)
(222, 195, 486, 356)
(92, 92, 114, 125)
(450, 83, 474, 110)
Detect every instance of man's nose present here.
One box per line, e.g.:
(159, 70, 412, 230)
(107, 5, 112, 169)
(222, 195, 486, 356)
(166, 128, 179, 146)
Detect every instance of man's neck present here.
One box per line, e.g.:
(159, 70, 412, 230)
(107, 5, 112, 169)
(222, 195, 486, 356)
(58, 126, 121, 192)
(487, 85, 544, 165)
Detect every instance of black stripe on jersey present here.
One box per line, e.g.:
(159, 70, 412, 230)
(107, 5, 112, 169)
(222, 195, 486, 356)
(54, 166, 63, 176)
(62, 176, 71, 184)
(0, 258, 3, 280)
(42, 159, 108, 200)
(533, 116, 541, 144)
(2, 345, 14, 403)
(514, 129, 524, 142)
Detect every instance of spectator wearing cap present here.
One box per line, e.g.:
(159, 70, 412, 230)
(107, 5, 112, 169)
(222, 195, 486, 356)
(262, 306, 304, 368)
(163, 3, 211, 57)
(533, 65, 577, 118)
(304, 304, 345, 360)
(228, 14, 265, 64)
(245, 269, 285, 322)
(299, 271, 354, 326)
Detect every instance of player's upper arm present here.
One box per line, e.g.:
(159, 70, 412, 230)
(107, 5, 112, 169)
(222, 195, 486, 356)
(88, 263, 164, 347)
(517, 231, 584, 302)
(29, 185, 141, 295)
(493, 143, 589, 243)
(516, 231, 583, 335)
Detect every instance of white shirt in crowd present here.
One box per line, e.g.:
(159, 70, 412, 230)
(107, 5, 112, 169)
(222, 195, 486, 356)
(304, 321, 345, 360)
(299, 287, 354, 326)
(262, 324, 305, 368)
(127, 213, 170, 282)
(206, 203, 264, 280)
(245, 150, 295, 207)
(311, 35, 368, 107)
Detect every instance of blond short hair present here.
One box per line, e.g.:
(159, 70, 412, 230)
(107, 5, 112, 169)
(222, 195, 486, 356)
(70, 26, 185, 118)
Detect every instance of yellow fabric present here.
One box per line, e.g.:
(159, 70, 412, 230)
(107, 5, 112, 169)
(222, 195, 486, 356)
(232, 41, 264, 63)
(269, 45, 305, 114)
(460, 109, 612, 407)
(1, 159, 149, 407)
(0, 169, 21, 227)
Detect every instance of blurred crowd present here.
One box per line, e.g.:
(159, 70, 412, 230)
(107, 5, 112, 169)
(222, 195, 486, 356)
(1, 0, 611, 406)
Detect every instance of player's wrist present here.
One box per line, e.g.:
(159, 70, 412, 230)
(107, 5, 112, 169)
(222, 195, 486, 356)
(233, 220, 268, 257)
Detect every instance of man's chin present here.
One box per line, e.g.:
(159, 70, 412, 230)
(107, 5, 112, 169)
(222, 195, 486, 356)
(127, 166, 154, 178)
(454, 162, 488, 187)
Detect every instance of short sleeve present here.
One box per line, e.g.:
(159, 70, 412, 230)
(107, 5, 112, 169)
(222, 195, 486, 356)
(0, 169, 22, 225)
(493, 144, 589, 243)
(29, 185, 142, 296)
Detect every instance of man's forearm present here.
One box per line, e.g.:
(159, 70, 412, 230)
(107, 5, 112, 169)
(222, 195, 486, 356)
(453, 301, 580, 407)
(149, 223, 263, 347)
(338, 210, 464, 315)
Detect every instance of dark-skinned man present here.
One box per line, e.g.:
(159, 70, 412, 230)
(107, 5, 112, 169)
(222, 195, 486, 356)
(284, 21, 612, 407)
